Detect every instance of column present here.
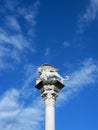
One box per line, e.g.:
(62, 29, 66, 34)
(35, 80, 65, 130)
(41, 86, 58, 130)
(45, 102, 55, 130)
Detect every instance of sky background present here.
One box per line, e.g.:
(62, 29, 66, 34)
(0, 0, 98, 130)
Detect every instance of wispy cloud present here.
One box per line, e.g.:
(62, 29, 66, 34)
(5, 16, 21, 32)
(0, 5, 40, 127)
(4, 0, 20, 11)
(57, 58, 98, 105)
(17, 0, 40, 38)
(20, 64, 38, 98)
(0, 28, 29, 67)
(78, 0, 98, 32)
(0, 89, 44, 130)
(0, 29, 28, 50)
(0, 61, 43, 130)
(0, 0, 40, 70)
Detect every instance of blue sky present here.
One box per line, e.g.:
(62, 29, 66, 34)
(0, 0, 98, 130)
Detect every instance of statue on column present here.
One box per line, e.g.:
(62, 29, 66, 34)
(37, 64, 69, 84)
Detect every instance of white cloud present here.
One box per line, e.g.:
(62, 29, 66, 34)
(0, 89, 19, 112)
(57, 58, 98, 105)
(0, 89, 44, 130)
(20, 64, 38, 97)
(0, 28, 30, 67)
(17, 0, 40, 37)
(0, 29, 28, 50)
(0, 0, 39, 70)
(78, 0, 98, 32)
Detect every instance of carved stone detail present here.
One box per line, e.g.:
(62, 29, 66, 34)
(41, 89, 58, 106)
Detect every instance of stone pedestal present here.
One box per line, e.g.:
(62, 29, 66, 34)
(35, 80, 64, 130)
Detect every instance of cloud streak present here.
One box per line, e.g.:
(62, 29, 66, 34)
(57, 58, 98, 105)
(5, 16, 21, 32)
(20, 64, 38, 98)
(0, 89, 44, 130)
(78, 0, 98, 32)
(0, 0, 40, 70)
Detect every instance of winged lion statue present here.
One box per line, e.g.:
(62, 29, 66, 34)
(37, 64, 69, 83)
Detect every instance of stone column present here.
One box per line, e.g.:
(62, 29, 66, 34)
(42, 87, 57, 130)
(35, 80, 64, 130)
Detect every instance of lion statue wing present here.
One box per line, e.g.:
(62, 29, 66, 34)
(41, 64, 59, 72)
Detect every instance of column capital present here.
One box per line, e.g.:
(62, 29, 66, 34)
(35, 80, 64, 90)
(35, 80, 65, 106)
(41, 89, 58, 106)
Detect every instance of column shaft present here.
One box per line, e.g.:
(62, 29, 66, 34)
(45, 105, 55, 130)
